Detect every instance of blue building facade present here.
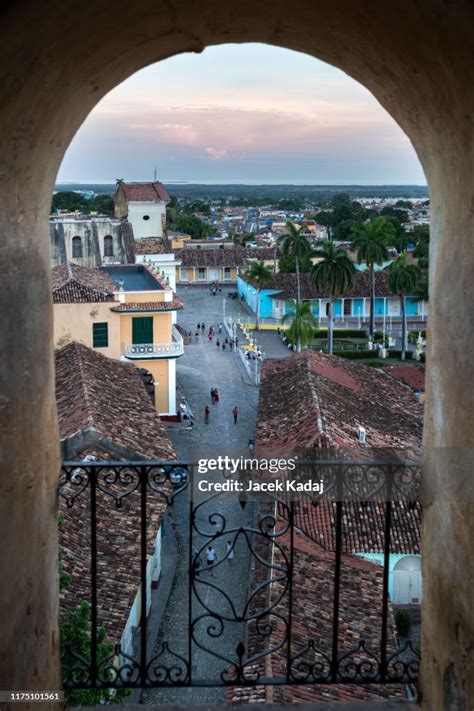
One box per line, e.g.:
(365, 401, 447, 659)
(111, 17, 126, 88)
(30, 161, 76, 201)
(237, 275, 428, 322)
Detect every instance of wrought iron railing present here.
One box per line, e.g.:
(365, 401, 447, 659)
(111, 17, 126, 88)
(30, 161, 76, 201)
(58, 459, 421, 692)
(123, 326, 184, 358)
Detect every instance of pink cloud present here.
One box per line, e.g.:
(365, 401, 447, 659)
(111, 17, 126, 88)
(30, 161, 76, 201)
(204, 146, 229, 160)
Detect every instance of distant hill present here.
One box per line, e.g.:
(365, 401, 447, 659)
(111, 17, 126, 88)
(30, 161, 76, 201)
(55, 182, 428, 201)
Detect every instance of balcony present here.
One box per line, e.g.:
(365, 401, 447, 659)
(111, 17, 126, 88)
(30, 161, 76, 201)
(58, 459, 421, 702)
(123, 325, 184, 359)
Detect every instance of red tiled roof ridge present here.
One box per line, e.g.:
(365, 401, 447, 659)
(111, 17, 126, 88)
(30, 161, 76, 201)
(110, 299, 183, 312)
(74, 341, 94, 432)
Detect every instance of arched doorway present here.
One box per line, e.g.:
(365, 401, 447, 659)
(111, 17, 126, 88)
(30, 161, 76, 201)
(0, 3, 473, 709)
(393, 555, 422, 605)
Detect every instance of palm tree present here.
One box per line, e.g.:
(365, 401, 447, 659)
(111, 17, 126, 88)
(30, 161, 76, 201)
(246, 261, 273, 330)
(388, 252, 421, 360)
(311, 240, 356, 355)
(278, 222, 311, 304)
(282, 300, 318, 352)
(351, 217, 394, 341)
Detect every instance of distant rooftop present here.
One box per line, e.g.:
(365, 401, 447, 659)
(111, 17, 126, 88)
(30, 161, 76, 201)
(117, 181, 170, 203)
(101, 264, 164, 291)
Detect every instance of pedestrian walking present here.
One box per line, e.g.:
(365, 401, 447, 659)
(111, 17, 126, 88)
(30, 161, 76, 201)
(216, 338, 220, 350)
(226, 540, 235, 564)
(206, 545, 217, 576)
(232, 405, 238, 424)
(204, 405, 210, 424)
(218, 323, 223, 334)
(222, 342, 226, 351)
(201, 322, 205, 330)
(197, 323, 201, 331)
(214, 388, 219, 403)
(209, 333, 213, 343)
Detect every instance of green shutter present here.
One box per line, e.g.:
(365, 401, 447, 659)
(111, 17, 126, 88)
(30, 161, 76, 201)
(132, 317, 153, 344)
(92, 322, 108, 348)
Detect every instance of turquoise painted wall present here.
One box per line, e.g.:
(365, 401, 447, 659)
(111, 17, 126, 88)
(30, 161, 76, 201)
(406, 297, 419, 316)
(353, 298, 364, 317)
(355, 553, 421, 601)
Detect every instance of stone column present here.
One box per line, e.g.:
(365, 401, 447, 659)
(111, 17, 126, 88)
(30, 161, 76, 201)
(421, 144, 474, 709)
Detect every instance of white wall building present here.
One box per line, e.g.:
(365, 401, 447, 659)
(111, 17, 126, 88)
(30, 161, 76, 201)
(115, 181, 170, 239)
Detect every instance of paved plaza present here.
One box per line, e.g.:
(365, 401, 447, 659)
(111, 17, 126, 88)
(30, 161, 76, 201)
(142, 287, 261, 704)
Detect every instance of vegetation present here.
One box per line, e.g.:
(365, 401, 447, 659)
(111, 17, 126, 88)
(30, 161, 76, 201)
(282, 300, 318, 352)
(166, 205, 215, 239)
(51, 191, 114, 215)
(389, 252, 422, 360)
(278, 250, 312, 274)
(313, 328, 366, 339)
(395, 609, 412, 638)
(310, 240, 356, 355)
(351, 217, 394, 339)
(315, 192, 373, 240)
(246, 261, 273, 330)
(60, 601, 130, 705)
(278, 222, 311, 303)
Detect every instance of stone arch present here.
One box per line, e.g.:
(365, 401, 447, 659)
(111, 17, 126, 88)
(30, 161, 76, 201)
(0, 2, 473, 709)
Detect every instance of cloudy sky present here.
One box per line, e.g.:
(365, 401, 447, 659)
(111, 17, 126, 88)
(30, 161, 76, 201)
(58, 44, 425, 185)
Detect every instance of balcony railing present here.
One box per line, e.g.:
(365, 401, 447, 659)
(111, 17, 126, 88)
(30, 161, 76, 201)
(123, 325, 184, 358)
(58, 459, 421, 694)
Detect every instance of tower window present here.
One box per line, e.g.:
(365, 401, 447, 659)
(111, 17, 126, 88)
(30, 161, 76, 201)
(104, 235, 114, 257)
(72, 236, 82, 258)
(143, 215, 150, 221)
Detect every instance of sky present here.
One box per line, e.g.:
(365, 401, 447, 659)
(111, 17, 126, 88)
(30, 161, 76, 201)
(58, 44, 426, 185)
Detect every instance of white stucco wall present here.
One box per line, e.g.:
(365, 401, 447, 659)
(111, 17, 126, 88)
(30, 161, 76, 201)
(128, 201, 166, 239)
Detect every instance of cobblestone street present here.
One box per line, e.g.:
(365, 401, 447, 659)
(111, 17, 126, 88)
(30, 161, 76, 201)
(142, 287, 260, 705)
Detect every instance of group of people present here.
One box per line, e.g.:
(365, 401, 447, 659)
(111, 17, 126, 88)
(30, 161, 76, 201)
(193, 322, 238, 352)
(194, 541, 235, 577)
(204, 390, 238, 425)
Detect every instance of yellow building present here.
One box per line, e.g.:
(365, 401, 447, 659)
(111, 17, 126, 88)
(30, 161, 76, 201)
(52, 262, 183, 416)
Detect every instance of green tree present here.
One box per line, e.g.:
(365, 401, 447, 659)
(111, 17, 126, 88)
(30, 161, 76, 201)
(246, 261, 273, 330)
(380, 205, 409, 224)
(51, 191, 89, 213)
(278, 222, 311, 303)
(351, 217, 393, 340)
(89, 194, 114, 214)
(278, 250, 312, 274)
(388, 252, 421, 360)
(282, 300, 318, 352)
(60, 601, 130, 706)
(311, 240, 356, 355)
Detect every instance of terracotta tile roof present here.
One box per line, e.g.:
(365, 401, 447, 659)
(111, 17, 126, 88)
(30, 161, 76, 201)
(174, 246, 248, 267)
(134, 236, 171, 254)
(119, 181, 170, 202)
(52, 263, 116, 303)
(59, 449, 171, 646)
(228, 526, 405, 704)
(256, 350, 423, 455)
(381, 364, 425, 393)
(293, 501, 421, 554)
(174, 245, 279, 268)
(57, 342, 176, 645)
(246, 270, 397, 300)
(55, 341, 175, 460)
(110, 299, 183, 312)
